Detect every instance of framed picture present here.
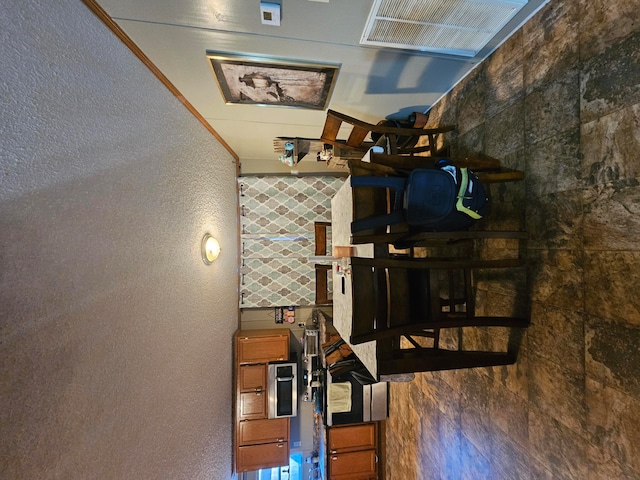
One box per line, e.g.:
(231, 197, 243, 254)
(206, 52, 339, 110)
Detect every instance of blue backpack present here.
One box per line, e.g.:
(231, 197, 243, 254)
(351, 159, 488, 234)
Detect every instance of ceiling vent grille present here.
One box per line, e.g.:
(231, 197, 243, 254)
(360, 0, 528, 57)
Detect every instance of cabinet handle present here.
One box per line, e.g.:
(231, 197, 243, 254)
(278, 444, 284, 448)
(330, 450, 337, 454)
(375, 454, 379, 463)
(331, 456, 338, 461)
(278, 438, 284, 442)
(255, 388, 262, 394)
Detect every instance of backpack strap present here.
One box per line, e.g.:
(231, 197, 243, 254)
(455, 168, 483, 220)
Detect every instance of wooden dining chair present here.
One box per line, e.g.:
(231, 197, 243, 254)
(362, 150, 525, 184)
(350, 256, 529, 375)
(347, 155, 526, 248)
(320, 109, 455, 156)
(313, 221, 332, 305)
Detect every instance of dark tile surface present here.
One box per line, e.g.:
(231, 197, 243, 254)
(384, 0, 640, 478)
(525, 69, 581, 146)
(485, 30, 525, 118)
(580, 31, 640, 123)
(522, 0, 580, 93)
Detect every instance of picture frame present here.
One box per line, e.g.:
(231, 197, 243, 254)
(206, 52, 339, 110)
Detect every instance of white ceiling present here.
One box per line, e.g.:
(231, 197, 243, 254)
(97, 0, 547, 169)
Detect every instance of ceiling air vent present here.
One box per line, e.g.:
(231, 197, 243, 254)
(360, 0, 528, 57)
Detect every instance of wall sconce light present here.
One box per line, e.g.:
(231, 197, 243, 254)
(201, 234, 220, 264)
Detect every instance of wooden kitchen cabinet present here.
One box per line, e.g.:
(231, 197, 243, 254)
(238, 418, 289, 445)
(237, 441, 290, 473)
(329, 449, 377, 479)
(238, 391, 267, 420)
(239, 364, 267, 392)
(327, 423, 379, 480)
(234, 329, 291, 473)
(328, 423, 377, 453)
(237, 331, 289, 364)
(238, 364, 267, 420)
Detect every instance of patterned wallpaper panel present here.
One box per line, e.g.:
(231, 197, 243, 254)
(239, 176, 345, 308)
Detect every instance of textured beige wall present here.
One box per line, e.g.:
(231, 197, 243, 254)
(0, 1, 238, 478)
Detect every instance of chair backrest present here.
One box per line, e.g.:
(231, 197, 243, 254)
(313, 221, 332, 305)
(314, 221, 330, 255)
(350, 256, 527, 346)
(347, 155, 525, 248)
(320, 109, 455, 155)
(321, 110, 371, 152)
(353, 255, 530, 375)
(351, 259, 434, 344)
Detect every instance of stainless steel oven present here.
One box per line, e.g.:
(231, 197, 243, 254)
(267, 361, 298, 418)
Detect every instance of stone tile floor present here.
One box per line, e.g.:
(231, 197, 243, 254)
(383, 0, 640, 478)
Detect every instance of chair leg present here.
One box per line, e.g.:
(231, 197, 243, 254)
(351, 210, 405, 234)
(377, 349, 517, 375)
(352, 315, 529, 344)
(351, 174, 407, 191)
(352, 256, 524, 270)
(475, 170, 525, 183)
(350, 230, 528, 246)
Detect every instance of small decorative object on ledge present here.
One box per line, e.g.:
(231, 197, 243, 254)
(278, 141, 296, 166)
(274, 137, 361, 168)
(275, 306, 295, 324)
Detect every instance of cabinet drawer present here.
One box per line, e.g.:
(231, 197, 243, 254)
(329, 449, 377, 479)
(238, 418, 289, 445)
(237, 441, 289, 473)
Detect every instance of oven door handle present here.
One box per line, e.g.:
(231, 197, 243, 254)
(276, 376, 294, 382)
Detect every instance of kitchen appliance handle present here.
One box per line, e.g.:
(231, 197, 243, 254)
(276, 376, 294, 382)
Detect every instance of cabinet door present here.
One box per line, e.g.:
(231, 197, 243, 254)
(237, 334, 289, 364)
(238, 418, 289, 446)
(238, 391, 267, 420)
(237, 441, 289, 473)
(329, 449, 377, 479)
(239, 364, 267, 393)
(328, 423, 377, 453)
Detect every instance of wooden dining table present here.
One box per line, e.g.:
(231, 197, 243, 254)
(329, 148, 413, 380)
(329, 150, 531, 381)
(330, 177, 379, 377)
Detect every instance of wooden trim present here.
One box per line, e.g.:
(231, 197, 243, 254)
(80, 0, 239, 162)
(236, 169, 242, 329)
